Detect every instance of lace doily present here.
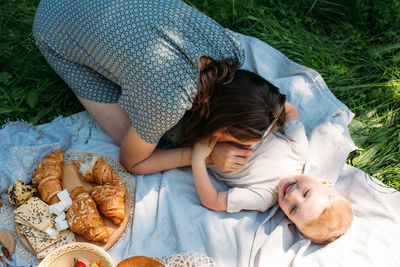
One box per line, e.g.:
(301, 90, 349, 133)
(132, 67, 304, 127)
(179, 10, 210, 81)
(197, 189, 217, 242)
(0, 150, 136, 265)
(153, 252, 217, 267)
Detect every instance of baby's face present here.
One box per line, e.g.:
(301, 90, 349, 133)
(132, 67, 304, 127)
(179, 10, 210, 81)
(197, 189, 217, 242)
(278, 175, 334, 228)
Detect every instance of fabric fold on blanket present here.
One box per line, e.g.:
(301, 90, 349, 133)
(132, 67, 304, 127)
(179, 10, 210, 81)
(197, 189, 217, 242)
(0, 116, 71, 192)
(304, 121, 359, 183)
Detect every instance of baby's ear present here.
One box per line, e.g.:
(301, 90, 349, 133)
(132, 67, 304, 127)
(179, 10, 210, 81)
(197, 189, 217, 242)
(318, 178, 334, 187)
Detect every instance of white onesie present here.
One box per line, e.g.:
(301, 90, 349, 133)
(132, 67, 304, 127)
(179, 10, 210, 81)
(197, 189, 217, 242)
(208, 119, 308, 213)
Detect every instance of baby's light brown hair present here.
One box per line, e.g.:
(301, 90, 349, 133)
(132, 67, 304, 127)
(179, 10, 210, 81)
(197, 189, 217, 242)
(298, 193, 353, 244)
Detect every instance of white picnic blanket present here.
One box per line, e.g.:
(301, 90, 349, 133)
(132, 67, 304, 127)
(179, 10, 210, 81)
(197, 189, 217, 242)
(1, 31, 399, 267)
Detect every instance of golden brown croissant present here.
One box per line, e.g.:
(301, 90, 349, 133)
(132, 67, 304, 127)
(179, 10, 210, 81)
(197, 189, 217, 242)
(91, 184, 125, 225)
(79, 157, 127, 225)
(66, 186, 110, 243)
(80, 158, 121, 185)
(32, 150, 64, 204)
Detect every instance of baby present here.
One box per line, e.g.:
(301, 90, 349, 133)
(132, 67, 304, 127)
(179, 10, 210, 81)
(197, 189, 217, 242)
(191, 103, 353, 244)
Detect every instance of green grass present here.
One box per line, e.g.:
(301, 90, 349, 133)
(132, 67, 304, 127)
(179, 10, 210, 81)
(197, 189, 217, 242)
(0, 0, 82, 124)
(1, 0, 399, 190)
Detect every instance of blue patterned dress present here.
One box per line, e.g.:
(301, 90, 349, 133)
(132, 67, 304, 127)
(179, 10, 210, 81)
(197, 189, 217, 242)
(33, 0, 244, 144)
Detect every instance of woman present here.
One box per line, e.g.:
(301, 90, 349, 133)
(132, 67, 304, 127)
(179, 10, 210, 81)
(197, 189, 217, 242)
(32, 0, 286, 174)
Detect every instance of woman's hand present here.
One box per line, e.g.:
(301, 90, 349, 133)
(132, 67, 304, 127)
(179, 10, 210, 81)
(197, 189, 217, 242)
(207, 142, 254, 172)
(192, 136, 219, 161)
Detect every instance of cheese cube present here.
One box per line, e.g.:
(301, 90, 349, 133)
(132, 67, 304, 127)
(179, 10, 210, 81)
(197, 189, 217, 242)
(55, 220, 69, 231)
(55, 212, 66, 222)
(57, 189, 70, 201)
(49, 202, 64, 216)
(44, 227, 58, 239)
(60, 197, 72, 211)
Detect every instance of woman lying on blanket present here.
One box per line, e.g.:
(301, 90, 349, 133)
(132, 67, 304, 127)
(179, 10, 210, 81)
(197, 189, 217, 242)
(33, 0, 352, 244)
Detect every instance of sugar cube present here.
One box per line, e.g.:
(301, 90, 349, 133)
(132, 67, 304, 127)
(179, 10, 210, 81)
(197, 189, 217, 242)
(49, 202, 64, 216)
(44, 227, 58, 239)
(61, 197, 72, 211)
(55, 212, 66, 222)
(57, 189, 70, 201)
(55, 220, 69, 231)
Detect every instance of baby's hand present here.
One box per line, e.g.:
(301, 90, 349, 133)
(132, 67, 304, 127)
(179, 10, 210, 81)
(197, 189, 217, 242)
(192, 136, 219, 161)
(284, 102, 300, 121)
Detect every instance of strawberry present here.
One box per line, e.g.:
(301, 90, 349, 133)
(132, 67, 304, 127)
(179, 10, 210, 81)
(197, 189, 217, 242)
(74, 261, 86, 267)
(74, 258, 86, 267)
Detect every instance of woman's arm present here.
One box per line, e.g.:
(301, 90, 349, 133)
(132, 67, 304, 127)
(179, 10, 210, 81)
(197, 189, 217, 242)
(119, 124, 255, 175)
(192, 137, 228, 211)
(119, 126, 192, 174)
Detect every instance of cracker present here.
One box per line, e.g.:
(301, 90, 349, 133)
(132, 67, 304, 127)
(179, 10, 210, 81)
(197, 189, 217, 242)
(19, 224, 58, 240)
(14, 197, 52, 232)
(14, 215, 29, 226)
(36, 230, 75, 259)
(19, 224, 59, 253)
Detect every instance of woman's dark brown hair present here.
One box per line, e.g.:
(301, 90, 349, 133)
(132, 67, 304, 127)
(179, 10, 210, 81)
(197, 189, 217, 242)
(183, 56, 286, 146)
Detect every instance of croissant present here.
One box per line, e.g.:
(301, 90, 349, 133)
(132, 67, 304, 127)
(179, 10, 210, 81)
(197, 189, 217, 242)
(66, 186, 110, 243)
(80, 158, 122, 185)
(32, 150, 64, 204)
(91, 184, 125, 225)
(79, 157, 126, 225)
